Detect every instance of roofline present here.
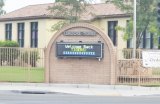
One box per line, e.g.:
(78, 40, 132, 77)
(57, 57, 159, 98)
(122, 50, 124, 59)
(81, 13, 131, 22)
(0, 15, 65, 22)
(94, 13, 131, 19)
(0, 13, 131, 22)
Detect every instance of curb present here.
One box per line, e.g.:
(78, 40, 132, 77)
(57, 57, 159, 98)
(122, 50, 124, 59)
(0, 83, 160, 96)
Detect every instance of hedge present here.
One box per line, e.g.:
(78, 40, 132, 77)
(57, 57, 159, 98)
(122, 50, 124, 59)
(0, 41, 19, 47)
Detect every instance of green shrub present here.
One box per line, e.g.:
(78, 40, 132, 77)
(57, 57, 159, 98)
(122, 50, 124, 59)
(0, 41, 3, 47)
(0, 41, 19, 66)
(0, 41, 19, 47)
(158, 45, 160, 49)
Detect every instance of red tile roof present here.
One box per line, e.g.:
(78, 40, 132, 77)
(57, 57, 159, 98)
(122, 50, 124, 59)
(0, 3, 130, 22)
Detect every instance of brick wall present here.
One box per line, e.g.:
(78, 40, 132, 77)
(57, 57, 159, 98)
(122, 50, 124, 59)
(45, 23, 116, 84)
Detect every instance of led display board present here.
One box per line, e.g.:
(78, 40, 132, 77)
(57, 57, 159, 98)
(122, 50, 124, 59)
(56, 42, 103, 58)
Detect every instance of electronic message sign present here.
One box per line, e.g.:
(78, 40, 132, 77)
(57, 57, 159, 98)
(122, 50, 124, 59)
(56, 42, 103, 58)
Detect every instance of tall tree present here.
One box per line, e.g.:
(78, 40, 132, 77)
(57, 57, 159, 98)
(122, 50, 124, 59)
(111, 0, 160, 48)
(49, 0, 95, 31)
(0, 0, 5, 15)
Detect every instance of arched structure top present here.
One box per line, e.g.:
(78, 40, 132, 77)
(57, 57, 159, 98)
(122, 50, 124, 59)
(46, 23, 115, 56)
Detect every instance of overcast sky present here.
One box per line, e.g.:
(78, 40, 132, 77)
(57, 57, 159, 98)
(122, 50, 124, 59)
(3, 0, 101, 13)
(4, 0, 54, 13)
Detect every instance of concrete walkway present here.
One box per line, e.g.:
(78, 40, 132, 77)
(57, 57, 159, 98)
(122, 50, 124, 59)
(0, 83, 160, 96)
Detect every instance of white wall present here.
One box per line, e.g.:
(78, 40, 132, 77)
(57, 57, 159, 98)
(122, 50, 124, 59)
(0, 19, 62, 48)
(0, 17, 129, 49)
(91, 17, 130, 50)
(0, 22, 5, 40)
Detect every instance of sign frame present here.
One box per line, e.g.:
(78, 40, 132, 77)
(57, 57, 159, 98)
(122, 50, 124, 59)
(56, 42, 104, 59)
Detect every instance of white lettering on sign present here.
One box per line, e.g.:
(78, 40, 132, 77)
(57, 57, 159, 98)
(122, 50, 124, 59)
(142, 51, 160, 68)
(63, 31, 96, 36)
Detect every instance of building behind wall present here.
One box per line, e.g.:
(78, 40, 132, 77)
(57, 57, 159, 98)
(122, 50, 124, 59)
(1, 2, 160, 85)
(0, 2, 130, 50)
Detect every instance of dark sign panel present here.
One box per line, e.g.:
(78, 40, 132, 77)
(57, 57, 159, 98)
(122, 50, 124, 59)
(56, 42, 103, 58)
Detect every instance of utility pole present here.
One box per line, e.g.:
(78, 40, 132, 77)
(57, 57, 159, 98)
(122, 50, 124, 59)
(133, 0, 136, 59)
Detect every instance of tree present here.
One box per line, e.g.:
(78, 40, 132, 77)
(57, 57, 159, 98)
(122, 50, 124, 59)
(48, 0, 95, 31)
(110, 0, 160, 48)
(0, 0, 5, 15)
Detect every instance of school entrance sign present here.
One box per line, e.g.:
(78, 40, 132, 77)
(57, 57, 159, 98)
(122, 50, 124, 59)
(45, 23, 116, 84)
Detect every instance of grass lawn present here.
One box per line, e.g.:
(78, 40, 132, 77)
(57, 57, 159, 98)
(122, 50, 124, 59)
(0, 66, 44, 82)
